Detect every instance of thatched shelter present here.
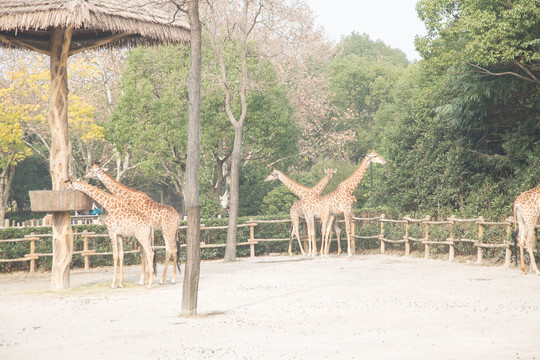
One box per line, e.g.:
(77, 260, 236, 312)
(0, 0, 189, 290)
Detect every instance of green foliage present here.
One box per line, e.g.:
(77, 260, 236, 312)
(416, 0, 540, 69)
(9, 154, 50, 211)
(326, 32, 410, 158)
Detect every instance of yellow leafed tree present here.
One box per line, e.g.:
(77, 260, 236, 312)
(0, 52, 105, 221)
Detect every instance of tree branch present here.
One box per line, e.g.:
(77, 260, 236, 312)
(465, 61, 540, 85)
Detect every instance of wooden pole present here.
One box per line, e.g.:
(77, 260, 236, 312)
(424, 221, 430, 259)
(181, 0, 202, 316)
(379, 214, 385, 254)
(83, 230, 90, 271)
(477, 217, 484, 264)
(30, 233, 36, 273)
(249, 219, 255, 258)
(448, 217, 455, 262)
(49, 26, 74, 290)
(350, 218, 356, 254)
(404, 217, 410, 256)
(504, 219, 512, 267)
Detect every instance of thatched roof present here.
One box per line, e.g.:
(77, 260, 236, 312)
(0, 0, 190, 54)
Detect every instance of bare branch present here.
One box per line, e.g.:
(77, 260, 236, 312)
(465, 61, 540, 85)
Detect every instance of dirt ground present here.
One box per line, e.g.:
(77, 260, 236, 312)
(0, 254, 539, 360)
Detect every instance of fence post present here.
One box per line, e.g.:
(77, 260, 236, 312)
(477, 216, 484, 264)
(504, 218, 512, 267)
(249, 218, 256, 258)
(83, 230, 90, 270)
(424, 219, 430, 259)
(350, 219, 356, 254)
(448, 216, 455, 262)
(29, 232, 36, 273)
(379, 214, 385, 254)
(404, 216, 410, 256)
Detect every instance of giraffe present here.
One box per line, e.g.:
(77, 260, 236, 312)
(289, 168, 340, 255)
(84, 164, 181, 285)
(66, 180, 155, 288)
(319, 150, 386, 257)
(513, 185, 540, 275)
(265, 169, 323, 256)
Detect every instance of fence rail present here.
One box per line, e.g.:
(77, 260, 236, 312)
(1, 215, 539, 273)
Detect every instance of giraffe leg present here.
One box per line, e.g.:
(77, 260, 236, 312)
(117, 236, 124, 288)
(139, 229, 154, 288)
(311, 218, 318, 257)
(171, 243, 178, 284)
(334, 219, 342, 255)
(163, 226, 178, 284)
(139, 247, 147, 286)
(110, 233, 119, 288)
(344, 213, 353, 257)
(517, 228, 527, 274)
(306, 216, 316, 257)
(161, 247, 171, 285)
(321, 215, 332, 256)
(145, 248, 154, 288)
(290, 220, 305, 255)
(525, 227, 539, 275)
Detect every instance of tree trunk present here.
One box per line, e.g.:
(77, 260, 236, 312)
(224, 126, 243, 261)
(181, 0, 202, 316)
(0, 165, 15, 225)
(49, 27, 74, 290)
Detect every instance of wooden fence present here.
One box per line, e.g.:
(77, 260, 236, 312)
(1, 215, 538, 273)
(3, 214, 105, 228)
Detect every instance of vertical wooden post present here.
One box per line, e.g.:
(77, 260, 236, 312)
(504, 219, 512, 267)
(4, 219, 9, 228)
(477, 216, 484, 264)
(379, 214, 385, 254)
(350, 219, 356, 254)
(83, 230, 90, 271)
(404, 216, 410, 256)
(448, 217, 455, 262)
(424, 220, 430, 259)
(49, 26, 74, 290)
(30, 232, 36, 273)
(249, 218, 255, 258)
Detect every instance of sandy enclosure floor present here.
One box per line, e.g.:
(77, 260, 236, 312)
(0, 254, 539, 360)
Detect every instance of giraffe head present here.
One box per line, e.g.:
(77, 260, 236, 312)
(324, 168, 338, 178)
(65, 179, 75, 191)
(65, 179, 82, 191)
(264, 169, 281, 182)
(84, 163, 108, 179)
(365, 149, 386, 165)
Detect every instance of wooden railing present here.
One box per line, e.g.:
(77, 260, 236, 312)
(352, 214, 539, 266)
(1, 215, 538, 273)
(2, 214, 105, 228)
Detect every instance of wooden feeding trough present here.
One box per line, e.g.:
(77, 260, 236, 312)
(29, 190, 92, 213)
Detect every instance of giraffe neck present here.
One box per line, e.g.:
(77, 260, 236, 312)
(72, 181, 120, 211)
(311, 172, 333, 195)
(277, 171, 313, 199)
(338, 157, 370, 195)
(95, 169, 130, 196)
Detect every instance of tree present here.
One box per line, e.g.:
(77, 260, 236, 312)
(0, 79, 32, 223)
(326, 33, 409, 160)
(181, 0, 203, 316)
(416, 0, 540, 85)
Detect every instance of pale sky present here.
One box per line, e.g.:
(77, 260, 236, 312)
(306, 0, 427, 61)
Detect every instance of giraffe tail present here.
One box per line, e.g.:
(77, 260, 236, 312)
(175, 227, 182, 273)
